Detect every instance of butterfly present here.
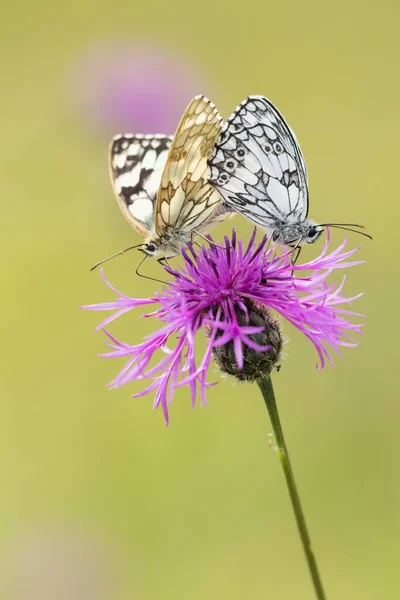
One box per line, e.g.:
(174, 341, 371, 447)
(208, 95, 369, 248)
(106, 95, 231, 265)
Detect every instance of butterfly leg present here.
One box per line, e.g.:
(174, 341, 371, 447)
(192, 231, 223, 251)
(157, 256, 171, 269)
(263, 235, 274, 256)
(157, 254, 178, 270)
(135, 254, 168, 285)
(290, 240, 302, 265)
(288, 239, 303, 278)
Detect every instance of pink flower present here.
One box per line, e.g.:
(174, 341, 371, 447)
(76, 41, 213, 136)
(83, 230, 363, 425)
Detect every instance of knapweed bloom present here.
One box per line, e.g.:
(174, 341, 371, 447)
(83, 230, 363, 425)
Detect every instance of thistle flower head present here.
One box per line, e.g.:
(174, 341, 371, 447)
(212, 298, 283, 381)
(83, 229, 363, 425)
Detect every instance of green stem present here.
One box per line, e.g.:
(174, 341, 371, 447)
(258, 376, 327, 600)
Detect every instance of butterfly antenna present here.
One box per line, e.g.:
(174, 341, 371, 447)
(319, 223, 373, 240)
(90, 244, 145, 271)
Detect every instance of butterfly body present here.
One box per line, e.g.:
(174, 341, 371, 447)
(109, 96, 230, 259)
(141, 227, 195, 258)
(142, 204, 229, 257)
(266, 219, 320, 246)
(209, 96, 322, 247)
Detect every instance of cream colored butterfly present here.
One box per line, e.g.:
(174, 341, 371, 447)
(106, 95, 232, 263)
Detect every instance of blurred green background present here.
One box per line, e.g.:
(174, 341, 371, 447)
(1, 1, 399, 598)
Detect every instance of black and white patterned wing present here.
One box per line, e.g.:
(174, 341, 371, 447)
(208, 96, 309, 230)
(109, 134, 172, 237)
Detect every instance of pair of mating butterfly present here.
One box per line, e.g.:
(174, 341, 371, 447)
(93, 95, 369, 271)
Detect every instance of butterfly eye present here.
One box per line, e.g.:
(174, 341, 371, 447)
(306, 226, 322, 243)
(145, 243, 157, 254)
(264, 143, 273, 154)
(224, 158, 238, 174)
(274, 142, 283, 154)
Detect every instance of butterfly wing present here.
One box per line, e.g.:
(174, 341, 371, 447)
(208, 96, 309, 230)
(109, 134, 172, 236)
(155, 96, 224, 237)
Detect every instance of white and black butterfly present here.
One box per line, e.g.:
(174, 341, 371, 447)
(98, 96, 232, 269)
(109, 133, 173, 241)
(208, 96, 369, 247)
(208, 96, 320, 246)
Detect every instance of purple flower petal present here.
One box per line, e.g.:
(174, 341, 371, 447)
(83, 229, 365, 424)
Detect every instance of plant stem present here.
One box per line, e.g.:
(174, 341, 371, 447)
(258, 376, 327, 600)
